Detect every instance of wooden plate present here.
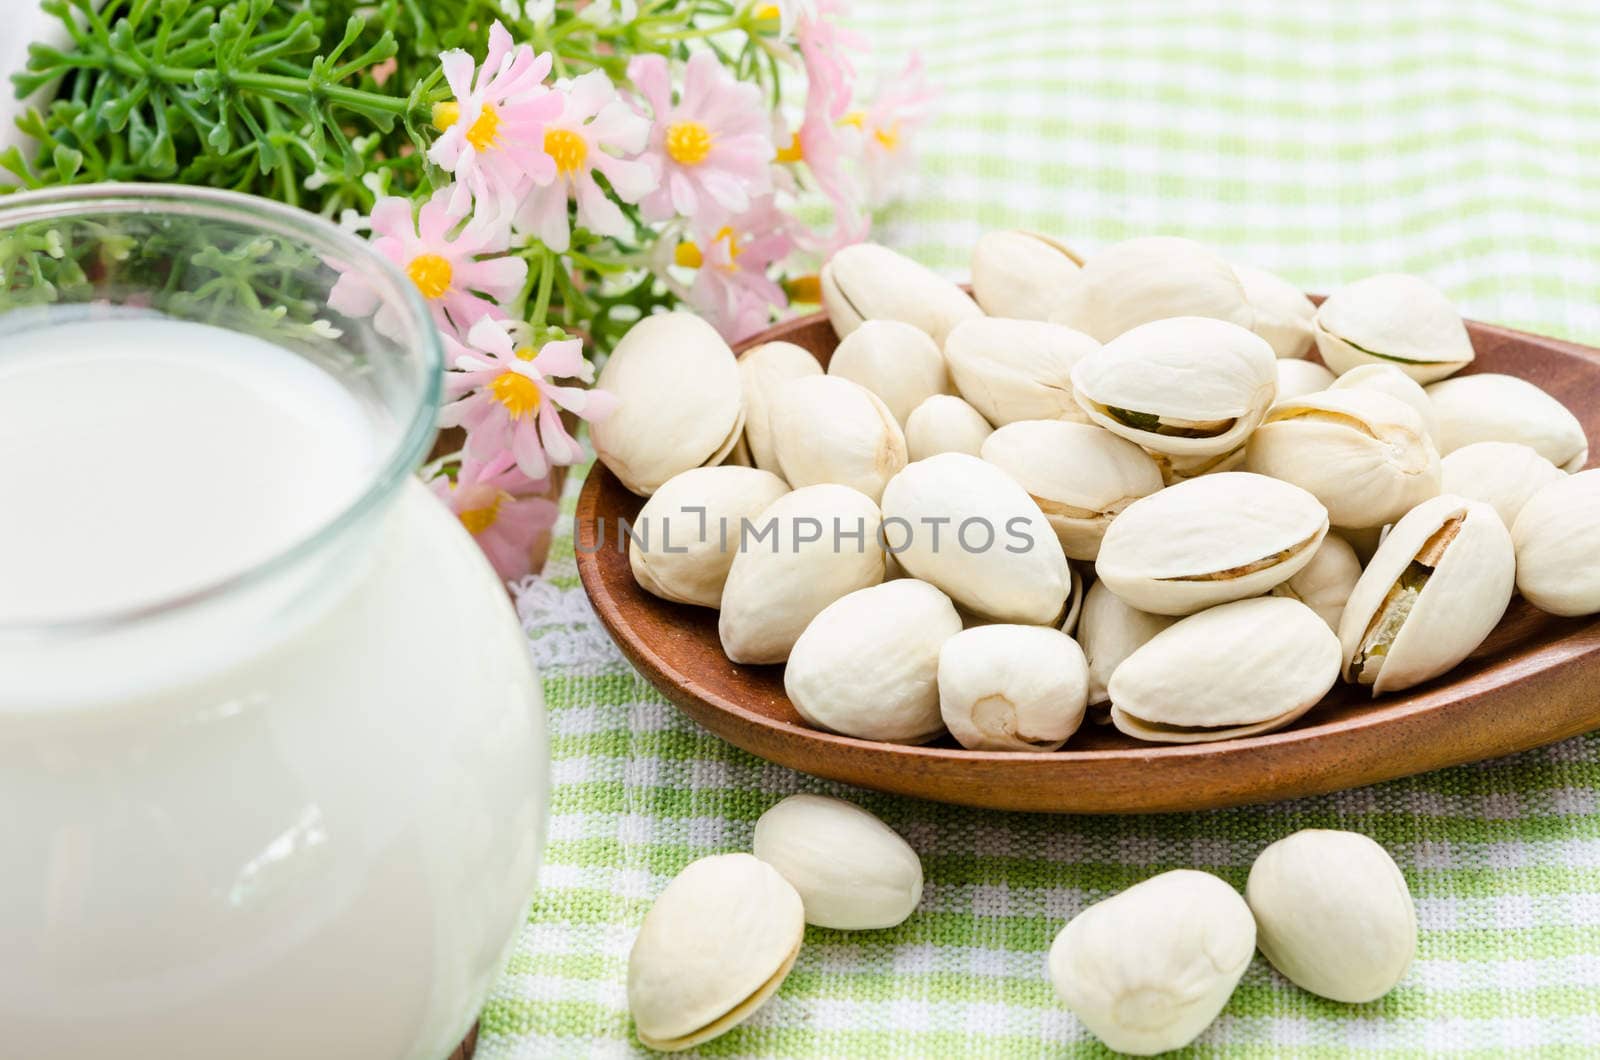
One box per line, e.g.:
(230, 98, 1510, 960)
(576, 308, 1600, 813)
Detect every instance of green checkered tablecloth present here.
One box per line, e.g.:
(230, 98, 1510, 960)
(476, 2, 1600, 1055)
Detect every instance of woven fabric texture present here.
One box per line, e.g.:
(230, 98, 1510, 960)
(476, 1, 1600, 1055)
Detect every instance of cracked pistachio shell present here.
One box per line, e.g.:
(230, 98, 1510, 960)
(880, 453, 1071, 624)
(1094, 472, 1329, 616)
(1151, 444, 1248, 486)
(937, 624, 1089, 751)
(737, 341, 822, 475)
(980, 420, 1163, 560)
(970, 229, 1084, 320)
(771, 375, 908, 503)
(1235, 263, 1316, 359)
(1338, 494, 1515, 694)
(752, 794, 924, 930)
(1441, 441, 1565, 529)
(1426, 372, 1589, 472)
(719, 484, 885, 664)
(904, 394, 993, 461)
(628, 853, 804, 1052)
(593, 312, 745, 496)
(821, 242, 982, 345)
(1048, 236, 1254, 343)
(943, 317, 1099, 426)
(1330, 363, 1441, 447)
(1050, 870, 1255, 1056)
(1268, 531, 1362, 632)
(1109, 597, 1340, 743)
(1313, 273, 1474, 383)
(629, 466, 790, 608)
(1078, 580, 1177, 707)
(828, 319, 953, 426)
(1245, 388, 1442, 529)
(1072, 316, 1278, 458)
(1274, 359, 1337, 404)
(785, 579, 963, 743)
(1247, 830, 1416, 1003)
(1512, 469, 1600, 617)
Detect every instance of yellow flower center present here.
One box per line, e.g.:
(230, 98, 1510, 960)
(544, 128, 588, 175)
(491, 370, 542, 420)
(754, 3, 781, 21)
(665, 121, 714, 165)
(874, 123, 900, 151)
(712, 226, 740, 270)
(406, 254, 454, 299)
(775, 132, 804, 163)
(673, 227, 740, 271)
(432, 101, 461, 130)
(839, 110, 865, 129)
(673, 241, 703, 269)
(465, 103, 501, 151)
(459, 493, 505, 534)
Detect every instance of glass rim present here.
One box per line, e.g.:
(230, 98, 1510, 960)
(0, 182, 443, 638)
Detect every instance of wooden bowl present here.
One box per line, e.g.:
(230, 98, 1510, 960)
(576, 309, 1600, 813)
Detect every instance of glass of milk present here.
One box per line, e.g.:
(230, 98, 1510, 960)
(0, 185, 549, 1059)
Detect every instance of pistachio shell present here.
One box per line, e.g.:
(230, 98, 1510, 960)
(904, 394, 994, 461)
(821, 242, 982, 345)
(828, 319, 953, 426)
(1109, 597, 1340, 742)
(1338, 494, 1515, 694)
(1512, 469, 1600, 617)
(1049, 236, 1254, 343)
(629, 466, 790, 608)
(1235, 263, 1316, 358)
(771, 375, 908, 502)
(1094, 472, 1329, 616)
(880, 453, 1071, 624)
(1060, 563, 1085, 636)
(980, 420, 1164, 560)
(737, 340, 823, 474)
(1329, 362, 1441, 446)
(628, 853, 804, 1052)
(752, 794, 923, 930)
(785, 579, 963, 743)
(937, 624, 1089, 751)
(593, 312, 745, 495)
(1072, 316, 1278, 458)
(1151, 445, 1249, 486)
(1049, 870, 1255, 1056)
(1268, 531, 1362, 631)
(1440, 441, 1565, 529)
(970, 229, 1084, 320)
(1246, 830, 1416, 1003)
(1342, 524, 1386, 565)
(943, 317, 1098, 426)
(1425, 372, 1589, 472)
(1313, 273, 1474, 383)
(1077, 580, 1178, 707)
(719, 484, 885, 663)
(1274, 359, 1337, 404)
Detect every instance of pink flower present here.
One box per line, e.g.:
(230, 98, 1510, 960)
(429, 22, 563, 219)
(514, 69, 655, 253)
(680, 197, 794, 342)
(439, 318, 618, 479)
(849, 53, 935, 207)
(429, 451, 558, 582)
(329, 188, 527, 340)
(629, 52, 774, 221)
(794, 0, 861, 123)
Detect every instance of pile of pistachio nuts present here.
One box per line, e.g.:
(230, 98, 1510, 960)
(592, 234, 1600, 750)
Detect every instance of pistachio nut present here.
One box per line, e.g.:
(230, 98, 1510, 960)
(943, 317, 1098, 426)
(821, 241, 983, 345)
(1077, 579, 1177, 707)
(880, 453, 1072, 624)
(737, 340, 822, 475)
(1339, 494, 1515, 694)
(1048, 235, 1254, 343)
(628, 853, 804, 1052)
(1245, 388, 1441, 529)
(771, 375, 908, 503)
(1329, 362, 1441, 446)
(751, 794, 924, 930)
(937, 624, 1089, 751)
(1072, 316, 1278, 458)
(1425, 372, 1589, 472)
(629, 466, 790, 608)
(719, 484, 885, 664)
(1441, 441, 1565, 529)
(1274, 358, 1337, 404)
(1235, 263, 1316, 358)
(1151, 445, 1248, 487)
(785, 579, 963, 743)
(827, 319, 952, 426)
(1268, 531, 1362, 632)
(1094, 472, 1329, 616)
(1109, 597, 1340, 743)
(592, 312, 745, 495)
(1246, 830, 1416, 1003)
(970, 229, 1084, 320)
(1313, 273, 1474, 383)
(979, 420, 1164, 560)
(904, 394, 994, 461)
(1049, 869, 1255, 1056)
(1512, 469, 1600, 617)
